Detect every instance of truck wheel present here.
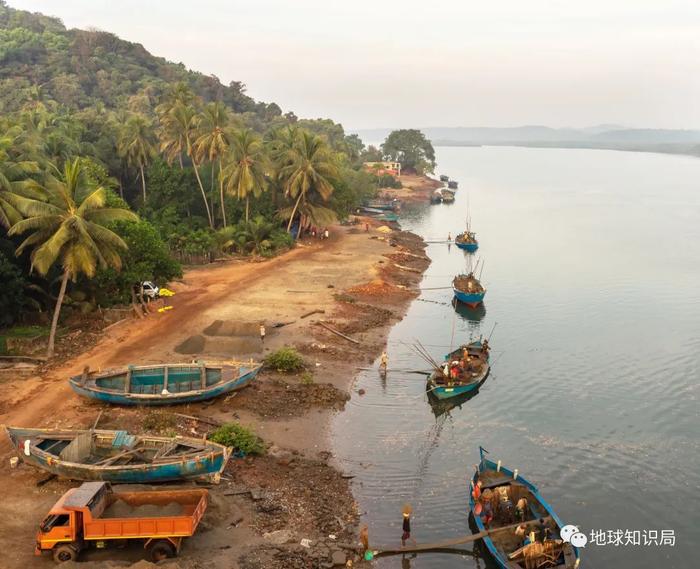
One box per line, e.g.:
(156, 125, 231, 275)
(148, 540, 176, 562)
(53, 545, 77, 563)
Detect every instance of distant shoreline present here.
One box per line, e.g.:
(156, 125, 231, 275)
(432, 140, 700, 159)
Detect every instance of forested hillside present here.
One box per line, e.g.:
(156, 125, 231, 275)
(0, 0, 391, 356)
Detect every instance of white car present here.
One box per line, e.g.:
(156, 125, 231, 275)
(141, 281, 160, 299)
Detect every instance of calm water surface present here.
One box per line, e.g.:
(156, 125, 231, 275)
(332, 146, 700, 568)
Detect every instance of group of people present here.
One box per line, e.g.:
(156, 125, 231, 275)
(472, 479, 529, 529)
(439, 340, 489, 385)
(309, 226, 330, 240)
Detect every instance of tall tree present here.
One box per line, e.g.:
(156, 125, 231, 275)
(117, 114, 156, 202)
(194, 102, 229, 226)
(0, 128, 41, 229)
(9, 159, 137, 357)
(223, 128, 268, 222)
(278, 130, 338, 236)
(158, 101, 213, 228)
(381, 129, 436, 174)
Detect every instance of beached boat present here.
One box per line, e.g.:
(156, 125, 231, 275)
(5, 427, 230, 482)
(469, 447, 581, 569)
(364, 199, 401, 212)
(455, 230, 479, 252)
(441, 189, 456, 203)
(453, 272, 486, 307)
(70, 361, 262, 406)
(427, 340, 490, 400)
(448, 180, 459, 189)
(357, 207, 399, 222)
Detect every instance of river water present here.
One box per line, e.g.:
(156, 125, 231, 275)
(332, 146, 700, 568)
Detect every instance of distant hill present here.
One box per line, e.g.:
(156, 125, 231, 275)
(352, 126, 700, 158)
(0, 0, 279, 119)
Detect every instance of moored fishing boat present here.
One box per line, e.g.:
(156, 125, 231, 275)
(441, 189, 456, 203)
(439, 174, 449, 182)
(453, 272, 486, 307)
(455, 230, 479, 252)
(70, 361, 261, 406)
(448, 180, 459, 189)
(364, 198, 401, 211)
(426, 339, 490, 400)
(469, 447, 581, 569)
(4, 427, 230, 482)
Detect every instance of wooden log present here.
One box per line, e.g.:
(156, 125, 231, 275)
(316, 321, 360, 344)
(374, 517, 551, 556)
(393, 263, 422, 274)
(301, 309, 325, 319)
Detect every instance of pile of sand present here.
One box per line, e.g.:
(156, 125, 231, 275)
(102, 500, 183, 518)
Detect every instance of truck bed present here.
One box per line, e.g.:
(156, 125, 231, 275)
(82, 488, 207, 540)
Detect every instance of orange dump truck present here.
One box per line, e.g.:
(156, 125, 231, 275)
(36, 481, 208, 563)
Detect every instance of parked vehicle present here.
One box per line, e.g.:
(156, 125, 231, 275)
(141, 281, 160, 299)
(36, 482, 208, 563)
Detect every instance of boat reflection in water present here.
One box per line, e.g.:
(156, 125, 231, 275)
(427, 384, 483, 418)
(453, 297, 487, 322)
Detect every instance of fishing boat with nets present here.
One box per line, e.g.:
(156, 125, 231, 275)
(70, 361, 262, 405)
(422, 339, 490, 400)
(453, 272, 486, 307)
(469, 447, 581, 569)
(455, 230, 478, 252)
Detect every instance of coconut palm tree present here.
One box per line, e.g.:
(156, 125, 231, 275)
(117, 114, 156, 202)
(158, 102, 214, 228)
(193, 102, 230, 226)
(222, 128, 268, 222)
(0, 128, 41, 229)
(9, 159, 138, 358)
(278, 130, 338, 236)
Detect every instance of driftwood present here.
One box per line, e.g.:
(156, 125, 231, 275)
(102, 318, 129, 331)
(316, 321, 360, 344)
(0, 355, 47, 363)
(301, 309, 325, 319)
(173, 413, 223, 427)
(393, 263, 422, 274)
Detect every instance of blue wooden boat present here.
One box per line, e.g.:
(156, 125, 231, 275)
(469, 447, 580, 569)
(70, 361, 262, 406)
(427, 340, 490, 400)
(455, 230, 479, 252)
(448, 180, 458, 189)
(453, 273, 486, 307)
(4, 427, 230, 483)
(357, 207, 399, 222)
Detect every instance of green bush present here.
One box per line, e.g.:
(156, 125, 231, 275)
(209, 423, 265, 455)
(264, 346, 305, 373)
(300, 371, 314, 385)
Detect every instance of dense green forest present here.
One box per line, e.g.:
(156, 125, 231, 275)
(0, 1, 407, 356)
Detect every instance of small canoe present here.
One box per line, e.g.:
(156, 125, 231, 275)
(453, 273, 486, 307)
(455, 230, 479, 252)
(469, 447, 581, 569)
(70, 361, 262, 406)
(5, 427, 230, 483)
(427, 340, 490, 400)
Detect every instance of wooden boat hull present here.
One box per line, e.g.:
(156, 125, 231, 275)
(429, 379, 485, 400)
(453, 287, 486, 307)
(456, 240, 478, 252)
(69, 363, 261, 406)
(427, 341, 490, 400)
(5, 427, 230, 483)
(469, 448, 581, 569)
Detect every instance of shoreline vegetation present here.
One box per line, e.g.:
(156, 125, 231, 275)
(0, 2, 441, 567)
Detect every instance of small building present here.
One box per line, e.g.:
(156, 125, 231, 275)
(363, 161, 401, 177)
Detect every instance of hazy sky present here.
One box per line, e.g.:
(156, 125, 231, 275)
(9, 0, 700, 130)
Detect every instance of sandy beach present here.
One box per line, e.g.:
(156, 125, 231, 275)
(0, 221, 430, 569)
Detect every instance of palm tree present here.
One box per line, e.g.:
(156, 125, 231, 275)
(223, 128, 268, 222)
(9, 159, 137, 357)
(158, 102, 214, 228)
(278, 130, 338, 236)
(0, 128, 41, 229)
(117, 114, 156, 202)
(193, 102, 230, 226)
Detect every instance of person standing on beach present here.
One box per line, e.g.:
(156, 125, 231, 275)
(324, 228, 330, 240)
(259, 323, 266, 344)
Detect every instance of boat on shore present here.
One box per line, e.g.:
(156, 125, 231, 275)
(364, 198, 401, 212)
(469, 447, 581, 569)
(448, 180, 459, 189)
(427, 339, 490, 400)
(70, 361, 262, 406)
(453, 272, 486, 307)
(441, 188, 456, 203)
(5, 427, 230, 482)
